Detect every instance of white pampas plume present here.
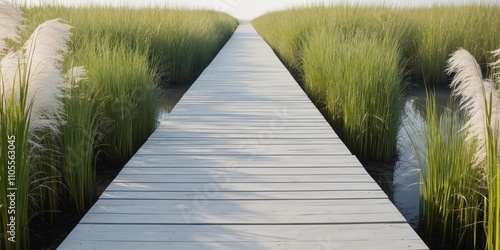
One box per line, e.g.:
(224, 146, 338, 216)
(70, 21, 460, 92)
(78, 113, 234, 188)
(0, 0, 23, 54)
(66, 66, 87, 85)
(446, 48, 500, 165)
(1, 19, 72, 148)
(490, 48, 500, 82)
(25, 19, 71, 142)
(0, 50, 22, 103)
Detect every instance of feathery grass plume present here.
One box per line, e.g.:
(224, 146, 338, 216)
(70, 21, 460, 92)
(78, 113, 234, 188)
(446, 48, 500, 166)
(491, 48, 500, 83)
(1, 16, 73, 249)
(23, 19, 70, 141)
(2, 19, 71, 148)
(0, 3, 29, 249)
(0, 0, 23, 54)
(445, 47, 500, 249)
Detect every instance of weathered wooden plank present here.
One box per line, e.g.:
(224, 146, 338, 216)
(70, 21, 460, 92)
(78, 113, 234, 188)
(60, 224, 425, 242)
(105, 182, 383, 192)
(118, 167, 369, 175)
(139, 138, 344, 145)
(59, 238, 428, 250)
(124, 154, 364, 167)
(154, 124, 335, 131)
(59, 224, 428, 249)
(150, 129, 339, 135)
(100, 190, 388, 200)
(80, 213, 406, 225)
(148, 132, 339, 139)
(161, 116, 327, 122)
(111, 174, 375, 183)
(59, 240, 428, 250)
(134, 146, 351, 155)
(86, 200, 405, 221)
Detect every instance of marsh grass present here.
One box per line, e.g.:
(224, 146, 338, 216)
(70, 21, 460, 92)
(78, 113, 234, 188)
(21, 6, 238, 83)
(414, 46, 500, 249)
(0, 3, 72, 247)
(255, 5, 500, 248)
(302, 30, 404, 162)
(417, 92, 484, 249)
(254, 6, 412, 162)
(485, 92, 499, 250)
(253, 4, 500, 161)
(21, 5, 238, 163)
(0, 57, 32, 250)
(0, 3, 237, 249)
(485, 49, 500, 250)
(74, 36, 158, 162)
(408, 6, 500, 85)
(60, 67, 100, 214)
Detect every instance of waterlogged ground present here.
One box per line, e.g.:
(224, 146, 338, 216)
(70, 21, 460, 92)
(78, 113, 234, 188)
(158, 83, 193, 119)
(369, 86, 453, 227)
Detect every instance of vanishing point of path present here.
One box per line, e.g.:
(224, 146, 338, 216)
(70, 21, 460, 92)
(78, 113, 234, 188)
(59, 24, 428, 249)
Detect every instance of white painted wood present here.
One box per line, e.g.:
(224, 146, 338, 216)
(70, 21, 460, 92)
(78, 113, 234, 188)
(134, 146, 352, 155)
(59, 241, 429, 250)
(139, 138, 346, 145)
(59, 224, 428, 250)
(100, 190, 388, 200)
(58, 224, 427, 241)
(118, 167, 369, 175)
(111, 174, 375, 183)
(59, 24, 427, 249)
(58, 224, 426, 250)
(148, 132, 339, 139)
(83, 200, 404, 222)
(104, 182, 385, 192)
(124, 154, 364, 167)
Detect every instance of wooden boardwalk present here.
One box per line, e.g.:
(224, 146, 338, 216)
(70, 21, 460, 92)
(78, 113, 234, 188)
(59, 24, 428, 249)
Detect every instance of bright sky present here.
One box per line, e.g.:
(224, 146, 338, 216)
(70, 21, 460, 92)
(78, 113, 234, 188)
(9, 0, 499, 20)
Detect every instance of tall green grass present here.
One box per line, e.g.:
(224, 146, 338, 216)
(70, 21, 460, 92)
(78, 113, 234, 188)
(0, 3, 237, 249)
(408, 6, 500, 85)
(22, 6, 238, 83)
(0, 54, 32, 250)
(22, 5, 238, 162)
(253, 5, 500, 162)
(302, 30, 404, 162)
(1, 5, 72, 248)
(417, 93, 483, 249)
(60, 67, 101, 214)
(415, 47, 500, 249)
(75, 35, 158, 162)
(254, 6, 413, 162)
(254, 5, 500, 248)
(485, 90, 499, 250)
(485, 48, 500, 250)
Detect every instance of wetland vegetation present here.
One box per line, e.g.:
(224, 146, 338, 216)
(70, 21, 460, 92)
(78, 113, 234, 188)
(254, 4, 500, 249)
(0, 2, 237, 249)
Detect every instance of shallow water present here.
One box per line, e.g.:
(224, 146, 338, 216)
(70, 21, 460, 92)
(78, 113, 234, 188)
(375, 86, 453, 227)
(158, 82, 193, 120)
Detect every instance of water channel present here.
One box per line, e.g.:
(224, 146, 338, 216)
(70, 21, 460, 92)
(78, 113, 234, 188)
(371, 85, 453, 227)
